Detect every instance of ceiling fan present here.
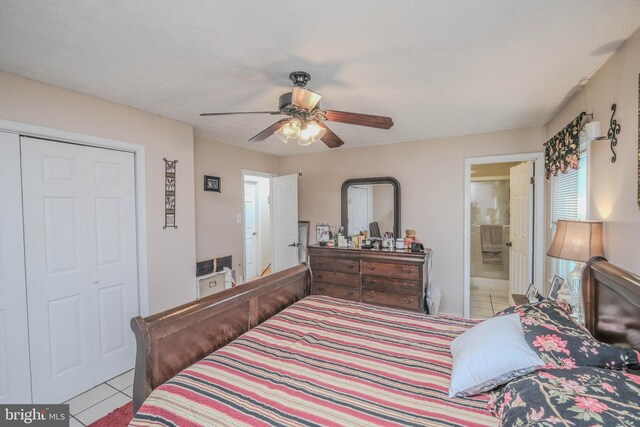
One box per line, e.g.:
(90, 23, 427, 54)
(200, 71, 394, 148)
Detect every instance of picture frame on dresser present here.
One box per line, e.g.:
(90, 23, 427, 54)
(548, 275, 564, 300)
(316, 224, 330, 243)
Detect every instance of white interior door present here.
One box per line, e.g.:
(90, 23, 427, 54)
(347, 185, 371, 235)
(509, 161, 534, 303)
(21, 137, 138, 403)
(271, 174, 298, 273)
(0, 132, 32, 404)
(85, 144, 138, 384)
(244, 182, 258, 280)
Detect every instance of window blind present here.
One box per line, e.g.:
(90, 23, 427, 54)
(552, 169, 579, 222)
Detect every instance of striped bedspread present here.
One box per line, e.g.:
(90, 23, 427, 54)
(131, 296, 497, 427)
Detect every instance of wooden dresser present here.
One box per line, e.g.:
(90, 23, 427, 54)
(308, 245, 431, 312)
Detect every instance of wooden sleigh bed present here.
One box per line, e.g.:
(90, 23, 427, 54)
(129, 260, 640, 425)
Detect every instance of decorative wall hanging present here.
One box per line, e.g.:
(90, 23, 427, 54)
(163, 158, 178, 229)
(544, 112, 586, 178)
(204, 175, 221, 192)
(606, 103, 621, 163)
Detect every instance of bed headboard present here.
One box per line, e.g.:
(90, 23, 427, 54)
(585, 260, 640, 352)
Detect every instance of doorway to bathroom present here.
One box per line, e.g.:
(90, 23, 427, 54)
(463, 153, 545, 318)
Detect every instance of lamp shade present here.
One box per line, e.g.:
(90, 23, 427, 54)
(547, 219, 604, 262)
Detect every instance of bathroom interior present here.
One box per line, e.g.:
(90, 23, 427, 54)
(469, 161, 523, 318)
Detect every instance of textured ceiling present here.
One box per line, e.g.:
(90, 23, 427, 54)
(1, 1, 640, 156)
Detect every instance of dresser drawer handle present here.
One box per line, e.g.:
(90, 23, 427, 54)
(403, 297, 413, 304)
(317, 287, 324, 291)
(402, 267, 412, 273)
(347, 263, 355, 269)
(368, 265, 375, 270)
(367, 291, 375, 298)
(402, 283, 412, 289)
(317, 260, 324, 265)
(348, 290, 355, 296)
(367, 279, 376, 285)
(317, 273, 324, 278)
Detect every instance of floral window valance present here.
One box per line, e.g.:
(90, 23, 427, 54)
(544, 112, 585, 178)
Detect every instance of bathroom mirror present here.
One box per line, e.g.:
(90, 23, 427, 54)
(341, 177, 400, 238)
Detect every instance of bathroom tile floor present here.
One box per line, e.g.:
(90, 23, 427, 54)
(64, 369, 133, 426)
(470, 280, 510, 319)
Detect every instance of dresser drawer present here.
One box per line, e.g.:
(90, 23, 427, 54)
(361, 289, 420, 310)
(311, 256, 360, 274)
(362, 276, 420, 295)
(312, 283, 360, 301)
(361, 261, 420, 280)
(314, 270, 360, 288)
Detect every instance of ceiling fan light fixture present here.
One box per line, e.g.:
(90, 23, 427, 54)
(298, 121, 326, 146)
(292, 87, 322, 110)
(275, 118, 302, 143)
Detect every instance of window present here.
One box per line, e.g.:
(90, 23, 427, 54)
(550, 134, 588, 279)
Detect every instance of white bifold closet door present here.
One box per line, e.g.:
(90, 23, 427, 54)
(0, 132, 32, 404)
(21, 137, 138, 403)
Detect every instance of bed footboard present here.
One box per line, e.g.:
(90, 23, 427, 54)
(130, 264, 310, 413)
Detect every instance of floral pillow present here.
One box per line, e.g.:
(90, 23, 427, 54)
(488, 367, 640, 426)
(495, 300, 639, 370)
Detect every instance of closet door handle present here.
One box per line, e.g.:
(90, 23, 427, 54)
(506, 242, 512, 248)
(92, 278, 100, 284)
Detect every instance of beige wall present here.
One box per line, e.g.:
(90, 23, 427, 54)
(278, 126, 545, 315)
(194, 136, 278, 282)
(546, 27, 640, 276)
(0, 71, 196, 314)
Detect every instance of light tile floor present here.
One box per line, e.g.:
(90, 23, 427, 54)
(64, 369, 133, 426)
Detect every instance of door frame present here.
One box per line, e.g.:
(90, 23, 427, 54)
(0, 118, 149, 316)
(463, 152, 545, 318)
(241, 170, 275, 283)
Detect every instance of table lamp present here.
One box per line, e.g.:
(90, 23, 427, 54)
(547, 220, 604, 323)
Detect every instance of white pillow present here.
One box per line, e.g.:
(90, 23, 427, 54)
(449, 313, 544, 398)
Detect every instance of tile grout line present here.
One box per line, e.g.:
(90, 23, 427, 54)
(71, 415, 86, 426)
(72, 385, 121, 418)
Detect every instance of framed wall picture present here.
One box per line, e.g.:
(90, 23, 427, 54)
(548, 275, 564, 300)
(163, 158, 178, 229)
(204, 175, 221, 192)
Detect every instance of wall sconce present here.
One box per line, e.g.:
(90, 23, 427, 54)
(584, 104, 621, 163)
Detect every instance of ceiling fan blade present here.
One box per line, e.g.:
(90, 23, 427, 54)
(316, 122, 344, 148)
(200, 111, 281, 116)
(323, 110, 394, 129)
(248, 118, 290, 142)
(292, 87, 321, 110)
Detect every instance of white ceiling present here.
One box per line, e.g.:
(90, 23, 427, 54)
(1, 1, 640, 156)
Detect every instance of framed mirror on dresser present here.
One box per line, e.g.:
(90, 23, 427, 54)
(341, 177, 400, 238)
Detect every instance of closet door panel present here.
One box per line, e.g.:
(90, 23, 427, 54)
(21, 137, 93, 403)
(0, 132, 31, 403)
(85, 146, 138, 383)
